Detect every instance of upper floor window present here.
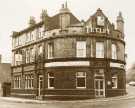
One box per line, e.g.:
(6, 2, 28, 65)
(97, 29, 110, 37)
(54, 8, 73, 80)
(97, 16, 105, 26)
(76, 41, 86, 57)
(60, 14, 70, 29)
(47, 43, 53, 59)
(96, 42, 104, 58)
(39, 45, 43, 55)
(26, 33, 31, 43)
(26, 49, 30, 63)
(15, 37, 19, 47)
(76, 72, 86, 88)
(30, 47, 35, 62)
(48, 72, 54, 89)
(112, 44, 117, 59)
(38, 26, 45, 38)
(14, 50, 22, 66)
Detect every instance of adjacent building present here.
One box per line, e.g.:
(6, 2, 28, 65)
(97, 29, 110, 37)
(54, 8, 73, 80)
(0, 55, 11, 96)
(11, 3, 126, 99)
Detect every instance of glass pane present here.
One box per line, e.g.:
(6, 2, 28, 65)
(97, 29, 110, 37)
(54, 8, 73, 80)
(100, 91, 103, 95)
(77, 78, 85, 87)
(95, 80, 98, 89)
(96, 91, 98, 96)
(100, 81, 103, 89)
(50, 78, 54, 87)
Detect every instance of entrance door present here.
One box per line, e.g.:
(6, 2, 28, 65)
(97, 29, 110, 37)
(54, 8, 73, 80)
(94, 79, 105, 97)
(38, 75, 43, 96)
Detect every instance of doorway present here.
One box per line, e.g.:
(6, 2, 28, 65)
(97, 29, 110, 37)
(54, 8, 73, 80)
(94, 79, 105, 97)
(38, 75, 43, 96)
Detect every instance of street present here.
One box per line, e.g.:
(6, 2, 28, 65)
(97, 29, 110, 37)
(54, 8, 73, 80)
(0, 85, 135, 108)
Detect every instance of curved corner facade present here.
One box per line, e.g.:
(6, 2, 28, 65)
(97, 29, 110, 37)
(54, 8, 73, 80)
(11, 4, 126, 100)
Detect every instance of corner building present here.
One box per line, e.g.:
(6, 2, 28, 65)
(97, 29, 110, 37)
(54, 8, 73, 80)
(11, 3, 126, 99)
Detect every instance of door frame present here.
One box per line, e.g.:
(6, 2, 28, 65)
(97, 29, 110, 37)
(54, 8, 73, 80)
(94, 78, 105, 98)
(38, 75, 43, 96)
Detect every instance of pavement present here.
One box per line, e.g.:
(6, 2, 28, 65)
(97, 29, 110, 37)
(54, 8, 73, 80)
(0, 93, 135, 104)
(0, 85, 135, 104)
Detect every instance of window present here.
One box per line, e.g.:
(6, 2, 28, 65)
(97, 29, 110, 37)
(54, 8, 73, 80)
(47, 43, 53, 59)
(112, 76, 117, 89)
(15, 37, 19, 47)
(76, 72, 86, 88)
(112, 44, 117, 59)
(97, 16, 105, 26)
(38, 26, 44, 38)
(25, 74, 34, 89)
(60, 14, 70, 29)
(76, 41, 86, 57)
(96, 42, 104, 58)
(26, 33, 30, 43)
(26, 49, 30, 63)
(30, 48, 35, 62)
(38, 45, 43, 55)
(14, 75, 21, 89)
(15, 54, 22, 65)
(48, 72, 54, 89)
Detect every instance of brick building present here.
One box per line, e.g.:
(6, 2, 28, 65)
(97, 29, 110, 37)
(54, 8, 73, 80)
(11, 3, 126, 99)
(0, 55, 11, 96)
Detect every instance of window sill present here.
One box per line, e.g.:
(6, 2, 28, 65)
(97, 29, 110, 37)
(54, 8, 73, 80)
(112, 87, 117, 89)
(47, 87, 54, 89)
(76, 87, 86, 89)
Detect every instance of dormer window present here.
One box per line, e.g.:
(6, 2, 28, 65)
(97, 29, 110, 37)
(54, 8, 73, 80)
(97, 16, 105, 26)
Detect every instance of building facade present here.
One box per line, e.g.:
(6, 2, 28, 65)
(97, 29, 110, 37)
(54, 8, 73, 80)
(11, 3, 126, 99)
(0, 55, 11, 96)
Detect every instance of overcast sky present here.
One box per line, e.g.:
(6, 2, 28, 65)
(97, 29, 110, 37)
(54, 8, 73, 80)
(0, 0, 134, 69)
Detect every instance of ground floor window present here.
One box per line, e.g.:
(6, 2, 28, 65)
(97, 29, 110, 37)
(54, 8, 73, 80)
(25, 74, 34, 89)
(112, 75, 117, 89)
(13, 75, 21, 89)
(76, 72, 86, 88)
(48, 72, 54, 89)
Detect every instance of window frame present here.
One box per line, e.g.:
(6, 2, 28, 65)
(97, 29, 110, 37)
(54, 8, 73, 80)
(24, 74, 34, 89)
(76, 72, 86, 89)
(112, 44, 117, 59)
(48, 72, 54, 89)
(47, 43, 53, 59)
(112, 76, 117, 89)
(96, 42, 104, 58)
(76, 41, 86, 58)
(13, 75, 21, 89)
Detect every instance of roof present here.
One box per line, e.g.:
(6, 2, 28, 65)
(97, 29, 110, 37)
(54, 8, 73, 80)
(86, 8, 111, 25)
(12, 12, 80, 37)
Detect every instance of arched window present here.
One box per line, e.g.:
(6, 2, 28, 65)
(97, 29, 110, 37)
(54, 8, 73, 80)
(112, 44, 117, 59)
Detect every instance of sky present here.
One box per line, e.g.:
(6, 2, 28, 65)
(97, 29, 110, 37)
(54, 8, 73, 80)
(0, 0, 134, 69)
